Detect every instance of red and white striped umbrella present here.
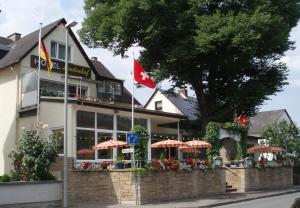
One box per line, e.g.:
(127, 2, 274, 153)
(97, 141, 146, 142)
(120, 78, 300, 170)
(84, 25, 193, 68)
(93, 140, 128, 150)
(179, 146, 201, 154)
(151, 139, 186, 159)
(270, 146, 286, 153)
(247, 145, 286, 154)
(185, 140, 212, 148)
(151, 139, 187, 148)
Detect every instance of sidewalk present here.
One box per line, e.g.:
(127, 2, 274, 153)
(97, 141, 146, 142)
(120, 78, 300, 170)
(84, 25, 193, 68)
(71, 186, 300, 208)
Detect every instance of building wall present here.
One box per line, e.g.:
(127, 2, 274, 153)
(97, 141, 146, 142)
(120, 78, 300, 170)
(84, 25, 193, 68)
(145, 91, 182, 115)
(225, 168, 293, 192)
(0, 66, 20, 174)
(20, 22, 97, 102)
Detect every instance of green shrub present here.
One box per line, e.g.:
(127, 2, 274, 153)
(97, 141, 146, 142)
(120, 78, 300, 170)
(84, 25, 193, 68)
(9, 130, 58, 181)
(131, 125, 149, 163)
(1, 174, 10, 182)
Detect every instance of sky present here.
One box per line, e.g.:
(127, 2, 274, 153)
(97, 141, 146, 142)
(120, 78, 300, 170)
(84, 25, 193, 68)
(0, 0, 299, 125)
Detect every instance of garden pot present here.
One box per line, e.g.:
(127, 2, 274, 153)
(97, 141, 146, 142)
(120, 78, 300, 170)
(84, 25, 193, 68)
(116, 163, 125, 169)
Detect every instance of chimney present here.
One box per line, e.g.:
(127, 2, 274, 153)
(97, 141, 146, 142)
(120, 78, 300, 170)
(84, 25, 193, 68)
(7, 33, 22, 42)
(91, 56, 98, 61)
(178, 88, 188, 97)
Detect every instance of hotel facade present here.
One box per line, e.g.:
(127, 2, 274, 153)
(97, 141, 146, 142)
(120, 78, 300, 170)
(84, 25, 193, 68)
(0, 18, 191, 174)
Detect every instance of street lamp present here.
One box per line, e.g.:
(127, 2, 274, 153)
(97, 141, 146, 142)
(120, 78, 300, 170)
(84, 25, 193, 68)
(63, 20, 77, 208)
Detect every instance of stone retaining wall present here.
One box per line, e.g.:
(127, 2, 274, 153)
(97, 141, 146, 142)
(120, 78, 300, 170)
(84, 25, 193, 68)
(50, 158, 226, 205)
(225, 167, 293, 192)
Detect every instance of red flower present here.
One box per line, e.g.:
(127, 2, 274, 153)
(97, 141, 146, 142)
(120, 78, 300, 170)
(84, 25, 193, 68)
(201, 159, 209, 165)
(80, 161, 92, 170)
(186, 158, 193, 163)
(99, 161, 112, 169)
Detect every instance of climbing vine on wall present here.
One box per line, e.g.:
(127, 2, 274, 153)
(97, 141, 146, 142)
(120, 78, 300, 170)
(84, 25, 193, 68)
(204, 122, 248, 160)
(204, 122, 222, 160)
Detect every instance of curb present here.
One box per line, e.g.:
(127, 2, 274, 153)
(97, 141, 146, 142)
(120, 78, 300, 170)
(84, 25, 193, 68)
(198, 189, 300, 208)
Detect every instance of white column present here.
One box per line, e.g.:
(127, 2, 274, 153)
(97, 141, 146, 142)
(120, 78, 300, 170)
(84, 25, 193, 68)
(147, 118, 151, 161)
(113, 113, 117, 160)
(177, 121, 182, 160)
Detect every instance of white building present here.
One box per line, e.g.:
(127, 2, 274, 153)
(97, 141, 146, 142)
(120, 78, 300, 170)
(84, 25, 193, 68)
(0, 18, 186, 174)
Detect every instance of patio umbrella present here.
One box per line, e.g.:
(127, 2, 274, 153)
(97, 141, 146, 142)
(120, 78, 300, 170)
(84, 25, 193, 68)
(270, 146, 286, 153)
(185, 140, 212, 148)
(151, 139, 187, 159)
(247, 145, 272, 154)
(247, 145, 286, 154)
(179, 146, 201, 154)
(93, 140, 128, 150)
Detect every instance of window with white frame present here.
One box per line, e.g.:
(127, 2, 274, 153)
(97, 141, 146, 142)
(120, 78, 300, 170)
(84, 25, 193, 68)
(76, 111, 114, 161)
(97, 81, 122, 96)
(50, 41, 71, 61)
(76, 110, 147, 161)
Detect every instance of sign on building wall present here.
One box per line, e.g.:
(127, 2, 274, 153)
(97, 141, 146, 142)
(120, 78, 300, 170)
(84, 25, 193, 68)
(30, 55, 91, 78)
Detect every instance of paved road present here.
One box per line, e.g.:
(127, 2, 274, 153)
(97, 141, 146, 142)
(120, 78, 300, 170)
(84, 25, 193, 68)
(217, 192, 300, 208)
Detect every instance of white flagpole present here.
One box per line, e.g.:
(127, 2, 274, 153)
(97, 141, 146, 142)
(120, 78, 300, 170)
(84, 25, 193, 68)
(131, 53, 135, 128)
(36, 23, 42, 136)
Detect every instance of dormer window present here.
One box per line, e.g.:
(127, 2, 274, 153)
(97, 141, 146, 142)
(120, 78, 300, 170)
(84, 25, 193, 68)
(51, 41, 71, 61)
(155, 101, 162, 111)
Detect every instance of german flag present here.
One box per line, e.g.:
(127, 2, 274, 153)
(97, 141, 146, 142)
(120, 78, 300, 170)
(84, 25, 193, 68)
(40, 40, 53, 76)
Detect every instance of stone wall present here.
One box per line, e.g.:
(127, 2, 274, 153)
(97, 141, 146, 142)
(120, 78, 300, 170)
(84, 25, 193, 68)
(137, 169, 226, 204)
(51, 158, 226, 205)
(225, 167, 293, 192)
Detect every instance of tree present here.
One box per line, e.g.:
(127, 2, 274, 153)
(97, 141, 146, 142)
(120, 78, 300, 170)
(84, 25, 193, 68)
(79, 0, 300, 131)
(263, 121, 300, 156)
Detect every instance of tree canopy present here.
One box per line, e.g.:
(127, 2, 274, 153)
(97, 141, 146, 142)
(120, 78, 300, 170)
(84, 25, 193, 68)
(263, 120, 300, 156)
(79, 0, 300, 130)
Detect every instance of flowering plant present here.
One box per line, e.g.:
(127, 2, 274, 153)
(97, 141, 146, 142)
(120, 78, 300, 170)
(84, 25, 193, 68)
(79, 161, 93, 171)
(100, 161, 112, 170)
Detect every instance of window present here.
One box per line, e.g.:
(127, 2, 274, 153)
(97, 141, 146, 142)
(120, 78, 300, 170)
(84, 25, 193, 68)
(40, 80, 81, 97)
(97, 113, 113, 130)
(76, 130, 95, 160)
(97, 81, 122, 96)
(134, 118, 147, 129)
(21, 71, 37, 93)
(51, 41, 71, 61)
(117, 116, 132, 131)
(97, 132, 113, 159)
(40, 80, 64, 97)
(117, 116, 147, 131)
(77, 111, 95, 128)
(52, 128, 64, 155)
(155, 101, 162, 110)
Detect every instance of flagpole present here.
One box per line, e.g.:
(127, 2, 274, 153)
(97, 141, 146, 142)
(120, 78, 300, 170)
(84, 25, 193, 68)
(131, 53, 135, 128)
(36, 23, 42, 136)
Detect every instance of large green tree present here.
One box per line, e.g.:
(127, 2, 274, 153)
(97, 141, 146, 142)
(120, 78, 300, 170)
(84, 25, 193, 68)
(263, 121, 300, 156)
(79, 0, 300, 130)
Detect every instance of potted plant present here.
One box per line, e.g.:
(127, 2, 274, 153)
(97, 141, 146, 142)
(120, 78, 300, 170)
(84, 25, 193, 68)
(115, 154, 125, 169)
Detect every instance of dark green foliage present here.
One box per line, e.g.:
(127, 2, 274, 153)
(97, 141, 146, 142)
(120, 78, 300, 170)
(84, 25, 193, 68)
(131, 125, 149, 162)
(9, 131, 58, 181)
(79, 0, 300, 129)
(1, 174, 10, 182)
(263, 121, 300, 157)
(204, 122, 221, 160)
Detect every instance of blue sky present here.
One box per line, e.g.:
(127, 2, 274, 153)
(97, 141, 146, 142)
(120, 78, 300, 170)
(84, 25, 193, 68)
(0, 0, 299, 125)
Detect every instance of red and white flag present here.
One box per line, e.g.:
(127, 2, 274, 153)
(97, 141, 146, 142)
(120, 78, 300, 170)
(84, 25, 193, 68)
(134, 59, 156, 88)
